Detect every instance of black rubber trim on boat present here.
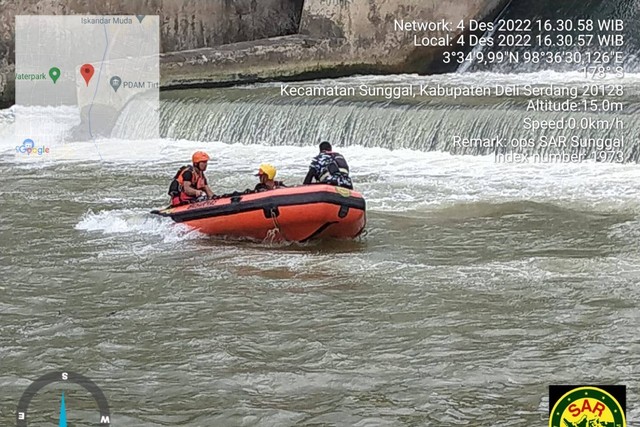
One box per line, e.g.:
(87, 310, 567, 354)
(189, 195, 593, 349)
(153, 191, 366, 223)
(300, 221, 338, 243)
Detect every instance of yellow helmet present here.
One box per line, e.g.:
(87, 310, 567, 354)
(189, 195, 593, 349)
(255, 163, 277, 180)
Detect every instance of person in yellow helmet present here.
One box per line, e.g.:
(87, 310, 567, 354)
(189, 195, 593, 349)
(254, 163, 286, 192)
(168, 151, 215, 206)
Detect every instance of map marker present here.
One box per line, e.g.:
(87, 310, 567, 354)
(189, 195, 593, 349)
(80, 64, 94, 86)
(49, 67, 61, 84)
(136, 15, 145, 23)
(110, 76, 122, 92)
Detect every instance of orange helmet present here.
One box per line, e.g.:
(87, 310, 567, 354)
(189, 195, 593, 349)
(192, 151, 210, 164)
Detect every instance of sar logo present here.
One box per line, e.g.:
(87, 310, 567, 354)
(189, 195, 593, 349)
(549, 385, 626, 427)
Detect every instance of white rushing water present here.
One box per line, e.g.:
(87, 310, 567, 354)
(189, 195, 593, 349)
(1, 73, 640, 222)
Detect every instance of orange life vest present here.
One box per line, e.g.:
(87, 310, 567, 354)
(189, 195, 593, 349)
(169, 165, 208, 206)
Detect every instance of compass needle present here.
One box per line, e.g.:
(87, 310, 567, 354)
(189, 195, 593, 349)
(59, 392, 67, 427)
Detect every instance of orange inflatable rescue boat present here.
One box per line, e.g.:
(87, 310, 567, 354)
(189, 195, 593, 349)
(151, 184, 366, 242)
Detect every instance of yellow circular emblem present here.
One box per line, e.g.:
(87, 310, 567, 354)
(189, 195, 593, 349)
(549, 386, 625, 427)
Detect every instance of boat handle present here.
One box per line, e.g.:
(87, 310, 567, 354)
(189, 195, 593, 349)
(263, 206, 280, 218)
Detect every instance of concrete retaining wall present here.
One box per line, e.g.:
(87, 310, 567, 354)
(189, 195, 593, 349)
(299, 0, 506, 73)
(160, 0, 508, 89)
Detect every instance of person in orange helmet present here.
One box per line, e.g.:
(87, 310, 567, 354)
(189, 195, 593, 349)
(253, 163, 286, 192)
(168, 151, 215, 206)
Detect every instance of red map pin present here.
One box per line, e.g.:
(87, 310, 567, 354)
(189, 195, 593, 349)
(80, 64, 95, 86)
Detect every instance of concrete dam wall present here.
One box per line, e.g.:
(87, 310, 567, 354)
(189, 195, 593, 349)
(0, 0, 507, 106)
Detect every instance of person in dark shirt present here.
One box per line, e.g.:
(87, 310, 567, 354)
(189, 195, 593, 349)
(303, 141, 353, 189)
(168, 151, 215, 206)
(254, 163, 286, 191)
